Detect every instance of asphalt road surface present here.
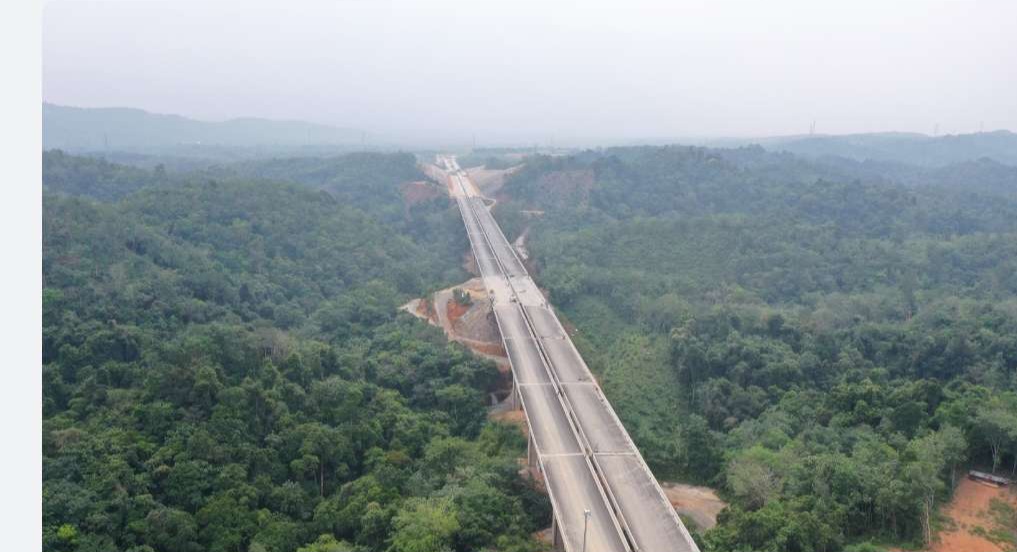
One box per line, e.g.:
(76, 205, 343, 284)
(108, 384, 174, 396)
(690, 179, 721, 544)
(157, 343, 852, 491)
(442, 155, 699, 552)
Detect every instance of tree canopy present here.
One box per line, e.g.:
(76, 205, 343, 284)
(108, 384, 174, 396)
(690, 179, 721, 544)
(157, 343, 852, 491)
(496, 145, 1017, 550)
(42, 152, 547, 552)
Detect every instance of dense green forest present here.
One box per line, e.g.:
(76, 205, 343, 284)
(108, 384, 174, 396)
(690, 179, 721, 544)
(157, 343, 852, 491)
(42, 153, 549, 552)
(454, 153, 521, 171)
(42, 143, 1017, 552)
(43, 150, 172, 201)
(495, 146, 1017, 551)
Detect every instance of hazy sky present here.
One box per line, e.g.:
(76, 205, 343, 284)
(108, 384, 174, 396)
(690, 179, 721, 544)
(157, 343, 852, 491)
(43, 0, 1017, 145)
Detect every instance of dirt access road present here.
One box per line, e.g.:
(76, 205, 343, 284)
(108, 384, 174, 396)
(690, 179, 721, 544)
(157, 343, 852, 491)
(656, 472, 1017, 546)
(933, 477, 1017, 552)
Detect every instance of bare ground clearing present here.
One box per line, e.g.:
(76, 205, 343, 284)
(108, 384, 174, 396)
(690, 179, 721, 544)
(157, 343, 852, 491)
(465, 164, 521, 197)
(932, 477, 1017, 552)
(661, 482, 728, 531)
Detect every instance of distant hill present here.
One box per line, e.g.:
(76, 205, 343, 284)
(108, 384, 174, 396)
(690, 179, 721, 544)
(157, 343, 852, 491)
(915, 157, 1017, 197)
(741, 130, 1017, 167)
(42, 103, 364, 150)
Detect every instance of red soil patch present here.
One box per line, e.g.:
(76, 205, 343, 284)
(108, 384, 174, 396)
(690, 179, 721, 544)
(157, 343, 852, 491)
(931, 479, 1012, 552)
(446, 299, 469, 325)
(401, 180, 442, 205)
(661, 483, 728, 531)
(417, 298, 435, 322)
(933, 477, 1017, 552)
(465, 164, 522, 197)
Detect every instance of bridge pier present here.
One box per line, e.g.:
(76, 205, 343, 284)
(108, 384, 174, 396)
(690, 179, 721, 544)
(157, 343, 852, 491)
(527, 431, 537, 469)
(551, 513, 565, 552)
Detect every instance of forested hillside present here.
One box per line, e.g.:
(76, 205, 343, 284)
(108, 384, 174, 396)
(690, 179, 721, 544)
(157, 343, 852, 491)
(43, 150, 172, 201)
(211, 152, 470, 284)
(496, 146, 1017, 551)
(216, 153, 426, 221)
(42, 154, 548, 552)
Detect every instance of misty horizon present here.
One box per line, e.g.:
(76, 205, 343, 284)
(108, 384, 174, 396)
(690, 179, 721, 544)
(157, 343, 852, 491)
(43, 0, 1017, 145)
(41, 100, 1017, 146)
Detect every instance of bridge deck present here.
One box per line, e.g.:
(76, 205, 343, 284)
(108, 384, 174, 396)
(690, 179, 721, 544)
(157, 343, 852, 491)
(444, 156, 699, 552)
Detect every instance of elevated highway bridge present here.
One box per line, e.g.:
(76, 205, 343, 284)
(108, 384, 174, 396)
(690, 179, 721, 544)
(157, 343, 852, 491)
(437, 156, 700, 552)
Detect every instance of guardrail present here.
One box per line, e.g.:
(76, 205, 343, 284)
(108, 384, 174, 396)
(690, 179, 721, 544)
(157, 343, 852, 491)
(442, 155, 699, 552)
(452, 171, 631, 552)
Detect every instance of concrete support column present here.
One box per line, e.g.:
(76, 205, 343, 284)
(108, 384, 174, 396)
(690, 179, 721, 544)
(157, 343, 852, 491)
(527, 432, 537, 469)
(551, 514, 565, 552)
